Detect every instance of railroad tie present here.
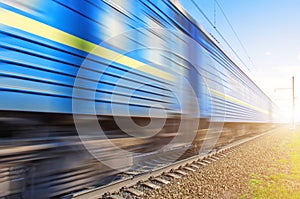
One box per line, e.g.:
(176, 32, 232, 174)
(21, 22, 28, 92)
(152, 177, 170, 185)
(166, 173, 181, 179)
(174, 170, 188, 176)
(202, 159, 211, 164)
(183, 166, 196, 172)
(207, 157, 217, 162)
(217, 153, 227, 158)
(197, 161, 207, 166)
(211, 156, 220, 160)
(141, 181, 161, 190)
(110, 195, 125, 199)
(190, 164, 200, 169)
(125, 188, 144, 196)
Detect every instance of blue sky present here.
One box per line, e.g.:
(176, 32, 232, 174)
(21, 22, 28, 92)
(180, 0, 300, 121)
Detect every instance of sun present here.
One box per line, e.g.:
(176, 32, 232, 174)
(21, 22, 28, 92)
(274, 98, 296, 122)
(278, 102, 300, 123)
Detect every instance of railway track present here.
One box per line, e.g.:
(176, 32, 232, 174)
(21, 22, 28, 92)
(65, 129, 275, 199)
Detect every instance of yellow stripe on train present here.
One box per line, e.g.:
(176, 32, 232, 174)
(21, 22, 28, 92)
(210, 89, 269, 114)
(0, 8, 268, 114)
(0, 8, 175, 81)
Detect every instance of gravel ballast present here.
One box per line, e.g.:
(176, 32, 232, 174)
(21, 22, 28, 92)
(143, 126, 296, 198)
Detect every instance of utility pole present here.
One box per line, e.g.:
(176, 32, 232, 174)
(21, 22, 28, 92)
(274, 76, 295, 126)
(292, 76, 295, 129)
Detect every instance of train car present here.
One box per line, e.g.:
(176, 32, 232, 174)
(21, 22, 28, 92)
(169, 1, 273, 123)
(0, 0, 277, 198)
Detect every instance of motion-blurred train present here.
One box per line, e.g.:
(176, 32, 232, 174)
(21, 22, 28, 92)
(0, 0, 280, 198)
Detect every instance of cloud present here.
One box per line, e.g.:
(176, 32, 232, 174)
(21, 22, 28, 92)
(297, 52, 300, 60)
(265, 51, 272, 56)
(273, 65, 300, 77)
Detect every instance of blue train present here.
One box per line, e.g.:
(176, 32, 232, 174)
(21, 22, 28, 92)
(0, 0, 279, 198)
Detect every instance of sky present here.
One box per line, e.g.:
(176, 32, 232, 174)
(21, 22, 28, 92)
(180, 0, 300, 122)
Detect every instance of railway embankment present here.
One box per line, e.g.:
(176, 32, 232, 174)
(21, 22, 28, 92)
(143, 126, 300, 198)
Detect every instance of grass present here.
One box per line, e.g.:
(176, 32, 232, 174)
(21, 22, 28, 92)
(243, 129, 300, 199)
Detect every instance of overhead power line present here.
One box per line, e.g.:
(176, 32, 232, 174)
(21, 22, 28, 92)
(215, 0, 254, 69)
(213, 0, 216, 28)
(189, 0, 253, 74)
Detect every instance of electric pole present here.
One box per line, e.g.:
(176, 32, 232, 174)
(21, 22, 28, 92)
(292, 76, 295, 129)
